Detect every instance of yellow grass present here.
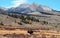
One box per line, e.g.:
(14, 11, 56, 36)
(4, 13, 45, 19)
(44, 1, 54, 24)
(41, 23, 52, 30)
(0, 26, 60, 36)
(0, 30, 27, 35)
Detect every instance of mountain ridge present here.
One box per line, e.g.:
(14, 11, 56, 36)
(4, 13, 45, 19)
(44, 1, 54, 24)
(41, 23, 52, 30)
(0, 3, 60, 16)
(6, 3, 52, 13)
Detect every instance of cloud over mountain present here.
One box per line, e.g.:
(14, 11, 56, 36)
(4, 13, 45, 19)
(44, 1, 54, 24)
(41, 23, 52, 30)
(8, 0, 27, 8)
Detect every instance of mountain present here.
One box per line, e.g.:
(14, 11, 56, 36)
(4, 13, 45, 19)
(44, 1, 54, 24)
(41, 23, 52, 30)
(6, 3, 52, 13)
(0, 6, 7, 12)
(0, 7, 4, 11)
(0, 7, 4, 13)
(6, 3, 60, 16)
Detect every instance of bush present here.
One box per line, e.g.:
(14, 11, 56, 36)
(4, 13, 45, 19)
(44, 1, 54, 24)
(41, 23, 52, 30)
(41, 21, 48, 25)
(0, 22, 4, 25)
(28, 30, 33, 34)
(26, 16, 31, 20)
(18, 22, 23, 25)
(7, 16, 8, 18)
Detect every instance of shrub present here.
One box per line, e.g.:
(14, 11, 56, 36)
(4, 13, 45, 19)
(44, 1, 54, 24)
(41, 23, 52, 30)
(18, 22, 23, 25)
(0, 22, 4, 25)
(41, 21, 48, 25)
(28, 30, 33, 34)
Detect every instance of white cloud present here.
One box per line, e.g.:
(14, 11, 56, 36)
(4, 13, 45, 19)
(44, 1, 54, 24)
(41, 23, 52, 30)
(8, 0, 27, 8)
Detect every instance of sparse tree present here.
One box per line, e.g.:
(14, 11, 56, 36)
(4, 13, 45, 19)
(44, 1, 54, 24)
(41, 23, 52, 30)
(41, 21, 48, 25)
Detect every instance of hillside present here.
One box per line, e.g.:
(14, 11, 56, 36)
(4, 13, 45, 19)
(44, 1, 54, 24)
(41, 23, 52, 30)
(0, 12, 60, 30)
(0, 3, 60, 30)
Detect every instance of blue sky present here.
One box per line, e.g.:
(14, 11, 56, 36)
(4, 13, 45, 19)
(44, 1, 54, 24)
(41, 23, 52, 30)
(0, 0, 60, 11)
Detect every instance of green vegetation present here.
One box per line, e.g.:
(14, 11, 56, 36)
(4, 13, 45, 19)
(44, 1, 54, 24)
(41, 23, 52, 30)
(21, 16, 39, 24)
(8, 13, 18, 18)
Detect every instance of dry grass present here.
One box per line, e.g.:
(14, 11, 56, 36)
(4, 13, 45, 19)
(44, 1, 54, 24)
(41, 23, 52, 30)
(0, 26, 60, 35)
(0, 26, 60, 38)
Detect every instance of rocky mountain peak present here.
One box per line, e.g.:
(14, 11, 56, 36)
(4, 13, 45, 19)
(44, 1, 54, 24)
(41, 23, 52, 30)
(1, 3, 53, 14)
